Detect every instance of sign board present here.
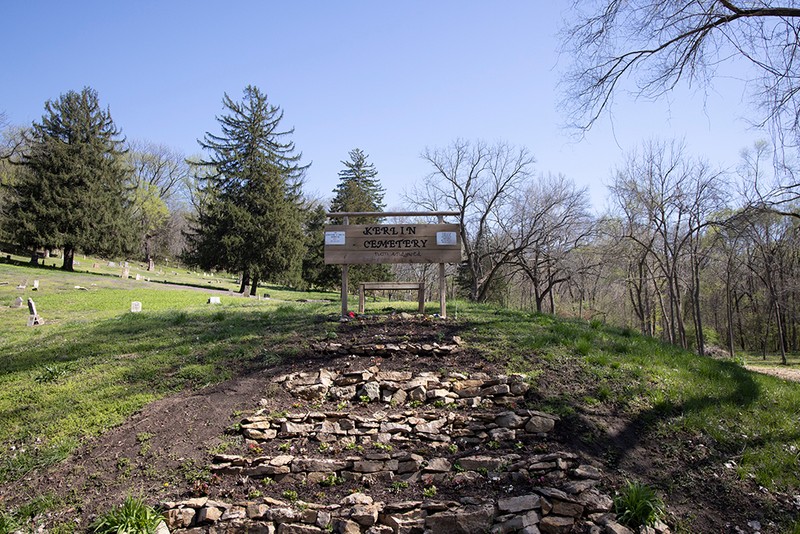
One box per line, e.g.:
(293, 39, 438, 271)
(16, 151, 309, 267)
(324, 224, 462, 265)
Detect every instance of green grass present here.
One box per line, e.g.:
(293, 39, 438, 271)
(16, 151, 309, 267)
(0, 262, 339, 483)
(459, 303, 800, 492)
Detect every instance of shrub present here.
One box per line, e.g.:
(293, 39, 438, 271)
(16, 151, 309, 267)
(613, 480, 665, 528)
(90, 496, 163, 534)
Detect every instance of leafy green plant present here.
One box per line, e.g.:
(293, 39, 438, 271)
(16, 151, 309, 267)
(372, 442, 392, 452)
(90, 496, 163, 534)
(282, 490, 299, 503)
(422, 485, 437, 498)
(35, 365, 65, 384)
(613, 480, 665, 528)
(389, 480, 409, 493)
(320, 473, 343, 487)
(344, 442, 363, 452)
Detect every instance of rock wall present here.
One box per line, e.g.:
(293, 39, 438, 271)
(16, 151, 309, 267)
(162, 343, 670, 534)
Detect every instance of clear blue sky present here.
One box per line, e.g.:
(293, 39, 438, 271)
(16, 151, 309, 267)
(3, 1, 764, 211)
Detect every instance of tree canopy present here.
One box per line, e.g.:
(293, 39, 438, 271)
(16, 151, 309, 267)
(6, 87, 131, 270)
(185, 85, 308, 293)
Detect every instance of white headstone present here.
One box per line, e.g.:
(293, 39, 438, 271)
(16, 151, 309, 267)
(135, 274, 141, 281)
(10, 296, 23, 308)
(108, 261, 116, 267)
(208, 296, 221, 304)
(32, 280, 39, 290)
(130, 301, 142, 313)
(121, 267, 130, 279)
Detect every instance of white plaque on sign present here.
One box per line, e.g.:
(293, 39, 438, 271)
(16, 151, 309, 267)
(436, 231, 457, 246)
(325, 231, 346, 245)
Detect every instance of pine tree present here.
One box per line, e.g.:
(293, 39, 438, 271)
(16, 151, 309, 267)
(186, 86, 307, 294)
(8, 87, 131, 270)
(329, 148, 385, 224)
(328, 148, 391, 287)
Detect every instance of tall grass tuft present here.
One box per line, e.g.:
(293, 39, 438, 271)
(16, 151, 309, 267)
(613, 480, 665, 528)
(90, 496, 163, 534)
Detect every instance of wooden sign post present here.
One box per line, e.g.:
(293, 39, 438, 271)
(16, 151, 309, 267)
(325, 212, 461, 318)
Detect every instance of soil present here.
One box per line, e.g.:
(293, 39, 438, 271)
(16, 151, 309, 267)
(2, 316, 798, 533)
(745, 365, 800, 383)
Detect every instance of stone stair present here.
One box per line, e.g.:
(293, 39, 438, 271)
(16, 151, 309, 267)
(161, 344, 669, 534)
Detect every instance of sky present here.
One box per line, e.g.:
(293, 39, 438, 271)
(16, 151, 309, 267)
(2, 1, 767, 213)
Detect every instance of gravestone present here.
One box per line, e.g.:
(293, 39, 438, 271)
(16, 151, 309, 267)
(121, 267, 130, 279)
(130, 301, 142, 313)
(108, 261, 116, 267)
(10, 296, 23, 308)
(27, 298, 44, 326)
(148, 258, 154, 272)
(32, 280, 39, 291)
(135, 274, 141, 281)
(92, 263, 99, 269)
(208, 296, 221, 304)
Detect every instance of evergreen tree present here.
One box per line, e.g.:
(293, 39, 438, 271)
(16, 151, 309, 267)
(8, 87, 131, 270)
(186, 86, 307, 294)
(300, 202, 341, 290)
(328, 148, 391, 287)
(329, 148, 385, 224)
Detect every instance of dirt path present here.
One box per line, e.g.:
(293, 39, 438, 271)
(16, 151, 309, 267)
(745, 365, 800, 383)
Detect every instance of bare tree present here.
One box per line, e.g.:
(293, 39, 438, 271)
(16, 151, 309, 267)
(125, 140, 191, 269)
(610, 139, 725, 354)
(408, 139, 535, 302)
(562, 1, 800, 147)
(507, 173, 594, 313)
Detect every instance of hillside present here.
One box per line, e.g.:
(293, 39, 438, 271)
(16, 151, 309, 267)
(0, 263, 799, 533)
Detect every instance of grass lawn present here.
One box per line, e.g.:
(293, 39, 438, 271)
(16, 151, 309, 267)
(0, 261, 341, 483)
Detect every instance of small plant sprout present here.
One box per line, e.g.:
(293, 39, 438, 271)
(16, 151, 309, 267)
(422, 485, 437, 498)
(390, 480, 409, 493)
(282, 490, 299, 503)
(318, 443, 330, 453)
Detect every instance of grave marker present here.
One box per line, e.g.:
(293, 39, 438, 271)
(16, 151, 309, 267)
(208, 296, 221, 304)
(130, 301, 142, 313)
(32, 280, 39, 291)
(121, 267, 130, 279)
(27, 298, 44, 326)
(10, 296, 23, 308)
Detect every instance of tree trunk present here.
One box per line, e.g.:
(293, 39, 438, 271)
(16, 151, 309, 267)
(239, 270, 250, 294)
(61, 246, 75, 271)
(250, 274, 259, 296)
(29, 251, 38, 265)
(725, 268, 735, 358)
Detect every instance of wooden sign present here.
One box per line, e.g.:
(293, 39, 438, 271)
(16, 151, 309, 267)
(324, 224, 462, 265)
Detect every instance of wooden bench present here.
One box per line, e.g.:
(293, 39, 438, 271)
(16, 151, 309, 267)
(358, 282, 424, 314)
